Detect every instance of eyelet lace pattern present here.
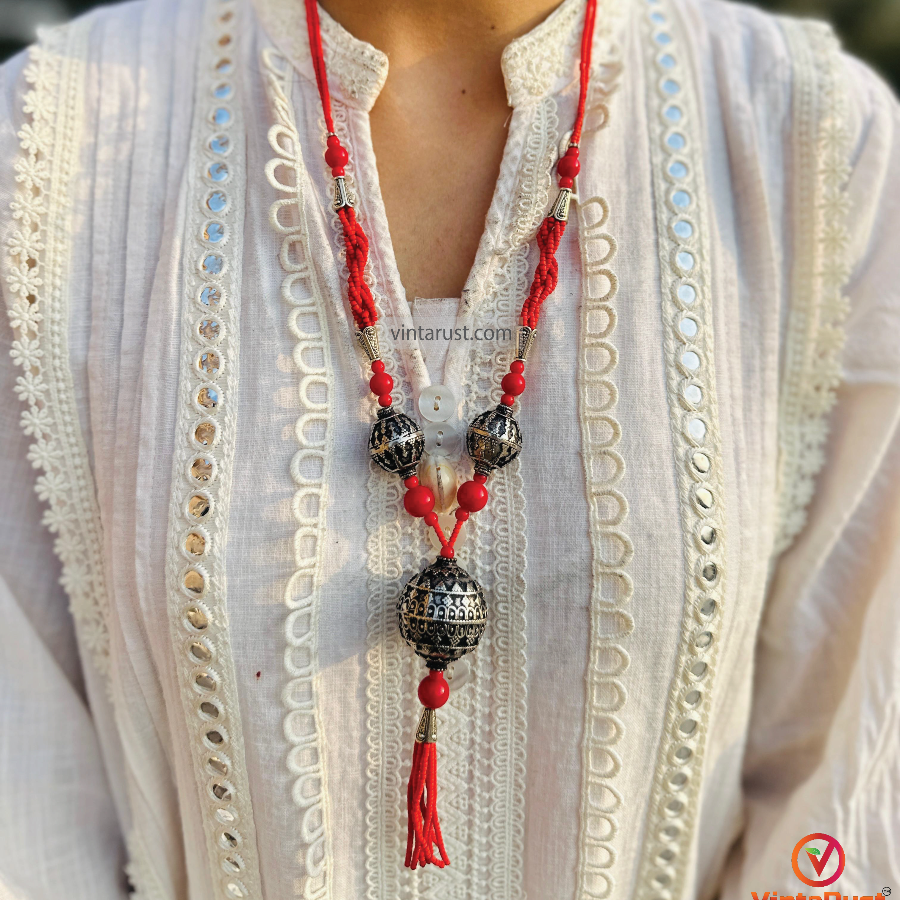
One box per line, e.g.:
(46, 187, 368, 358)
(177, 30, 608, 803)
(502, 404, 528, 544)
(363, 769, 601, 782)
(774, 19, 852, 553)
(634, 1, 728, 897)
(165, 1, 263, 897)
(262, 46, 335, 900)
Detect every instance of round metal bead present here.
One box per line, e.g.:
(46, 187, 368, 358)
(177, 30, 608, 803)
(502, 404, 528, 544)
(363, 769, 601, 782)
(465, 403, 523, 475)
(397, 557, 487, 669)
(368, 407, 425, 479)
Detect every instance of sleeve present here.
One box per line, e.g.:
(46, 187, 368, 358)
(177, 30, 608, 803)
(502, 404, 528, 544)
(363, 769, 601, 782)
(721, 46, 900, 895)
(0, 51, 128, 898)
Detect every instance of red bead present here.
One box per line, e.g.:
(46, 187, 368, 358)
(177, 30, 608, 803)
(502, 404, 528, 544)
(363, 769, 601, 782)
(324, 138, 349, 170)
(501, 393, 515, 407)
(424, 512, 438, 527)
(501, 372, 526, 396)
(455, 508, 469, 521)
(558, 176, 574, 189)
(378, 394, 392, 407)
(510, 360, 525, 374)
(404, 476, 419, 488)
(369, 372, 393, 396)
(557, 148, 581, 179)
(473, 473, 487, 484)
(371, 360, 385, 373)
(457, 480, 488, 512)
(404, 484, 435, 517)
(439, 545, 455, 558)
(418, 670, 450, 709)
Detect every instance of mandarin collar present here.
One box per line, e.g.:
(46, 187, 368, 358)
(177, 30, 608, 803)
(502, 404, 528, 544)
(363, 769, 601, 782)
(251, 0, 628, 112)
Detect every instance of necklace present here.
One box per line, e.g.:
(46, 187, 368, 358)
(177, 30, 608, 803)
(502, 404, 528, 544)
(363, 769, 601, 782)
(304, 0, 599, 870)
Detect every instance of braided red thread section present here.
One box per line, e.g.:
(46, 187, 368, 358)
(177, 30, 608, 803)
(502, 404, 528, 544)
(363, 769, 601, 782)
(337, 205, 378, 328)
(520, 216, 568, 330)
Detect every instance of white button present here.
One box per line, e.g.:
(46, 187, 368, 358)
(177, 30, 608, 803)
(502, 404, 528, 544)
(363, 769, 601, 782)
(418, 384, 456, 423)
(423, 422, 463, 457)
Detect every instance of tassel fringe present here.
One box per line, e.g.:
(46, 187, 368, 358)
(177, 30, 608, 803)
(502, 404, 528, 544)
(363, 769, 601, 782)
(405, 708, 449, 868)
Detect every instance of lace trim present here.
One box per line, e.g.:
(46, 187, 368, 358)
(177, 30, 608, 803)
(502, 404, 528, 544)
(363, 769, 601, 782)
(773, 20, 852, 553)
(4, 21, 168, 897)
(251, 0, 388, 112)
(261, 47, 335, 900)
(318, 8, 389, 107)
(449, 98, 555, 897)
(501, 0, 625, 107)
(634, 1, 728, 896)
(568, 53, 632, 900)
(4, 24, 110, 676)
(164, 2, 263, 896)
(574, 185, 633, 898)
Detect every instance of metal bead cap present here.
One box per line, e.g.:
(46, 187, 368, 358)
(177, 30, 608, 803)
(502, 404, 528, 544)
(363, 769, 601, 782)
(369, 407, 424, 479)
(355, 326, 380, 361)
(332, 175, 353, 209)
(465, 404, 523, 475)
(397, 557, 487, 669)
(515, 326, 537, 362)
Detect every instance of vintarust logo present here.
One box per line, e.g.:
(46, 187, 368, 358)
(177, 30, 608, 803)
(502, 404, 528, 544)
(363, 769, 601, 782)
(791, 833, 846, 888)
(749, 832, 890, 900)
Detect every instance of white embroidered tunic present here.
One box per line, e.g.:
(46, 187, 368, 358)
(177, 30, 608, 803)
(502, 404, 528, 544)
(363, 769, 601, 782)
(1, 0, 899, 898)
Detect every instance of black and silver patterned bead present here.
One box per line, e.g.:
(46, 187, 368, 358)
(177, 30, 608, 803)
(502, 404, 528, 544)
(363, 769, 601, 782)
(465, 403, 523, 475)
(397, 556, 487, 669)
(369, 406, 425, 479)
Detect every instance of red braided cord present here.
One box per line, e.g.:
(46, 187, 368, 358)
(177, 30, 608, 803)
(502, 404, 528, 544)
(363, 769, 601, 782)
(520, 215, 566, 330)
(337, 206, 378, 328)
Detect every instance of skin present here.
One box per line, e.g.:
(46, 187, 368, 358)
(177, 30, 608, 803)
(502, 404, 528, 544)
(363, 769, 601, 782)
(319, 0, 564, 301)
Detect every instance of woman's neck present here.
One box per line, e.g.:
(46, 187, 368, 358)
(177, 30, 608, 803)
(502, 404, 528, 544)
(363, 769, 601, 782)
(317, 0, 566, 301)
(319, 0, 565, 72)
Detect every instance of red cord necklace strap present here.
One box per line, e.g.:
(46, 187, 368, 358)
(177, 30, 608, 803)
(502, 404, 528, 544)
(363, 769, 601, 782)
(304, 0, 597, 334)
(303, 0, 379, 329)
(303, 0, 333, 133)
(303, 0, 599, 870)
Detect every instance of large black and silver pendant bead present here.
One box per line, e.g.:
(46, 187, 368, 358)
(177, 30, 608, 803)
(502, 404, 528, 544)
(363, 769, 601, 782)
(369, 406, 425, 479)
(465, 403, 523, 476)
(397, 556, 487, 669)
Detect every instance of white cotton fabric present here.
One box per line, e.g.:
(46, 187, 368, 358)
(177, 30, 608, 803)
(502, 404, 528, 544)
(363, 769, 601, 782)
(0, 0, 899, 898)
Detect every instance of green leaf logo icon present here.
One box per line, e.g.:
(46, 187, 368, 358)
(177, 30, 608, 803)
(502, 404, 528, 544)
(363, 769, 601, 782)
(806, 848, 821, 856)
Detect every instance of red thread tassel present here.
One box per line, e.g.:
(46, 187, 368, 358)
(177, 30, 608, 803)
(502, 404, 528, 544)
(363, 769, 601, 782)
(406, 731, 449, 868)
(405, 679, 450, 869)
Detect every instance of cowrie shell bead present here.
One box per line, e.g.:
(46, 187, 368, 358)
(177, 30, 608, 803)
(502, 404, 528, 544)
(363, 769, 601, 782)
(418, 456, 458, 514)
